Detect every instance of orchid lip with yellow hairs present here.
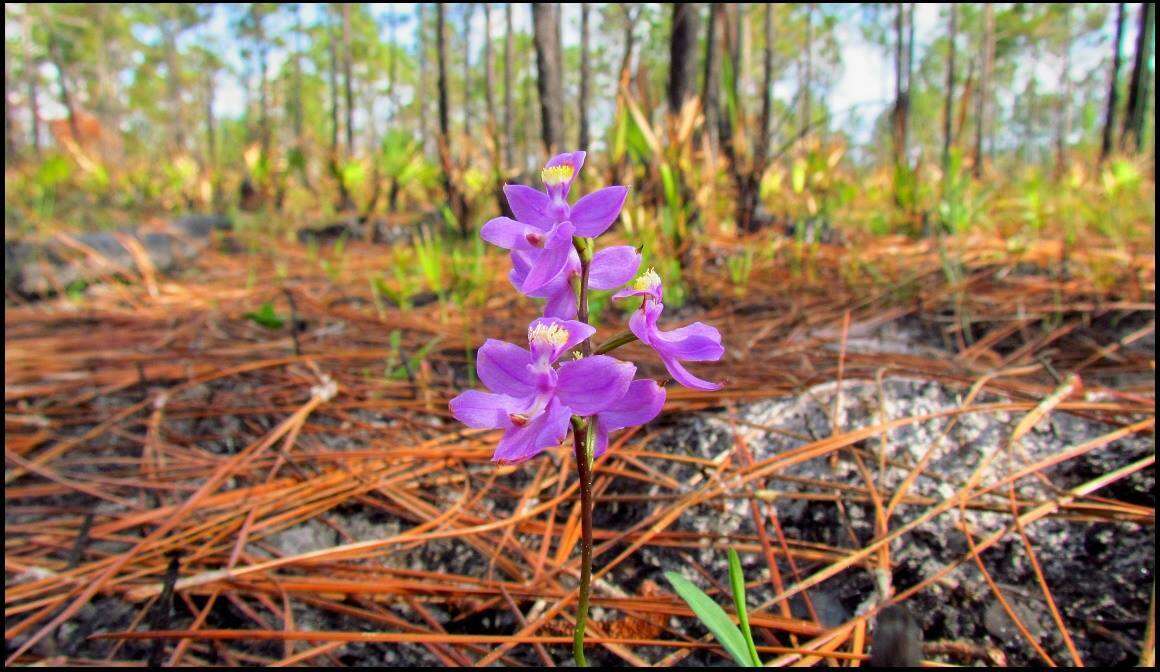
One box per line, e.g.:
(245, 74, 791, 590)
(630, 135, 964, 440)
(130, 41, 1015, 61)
(614, 271, 724, 391)
(541, 164, 575, 188)
(613, 267, 664, 302)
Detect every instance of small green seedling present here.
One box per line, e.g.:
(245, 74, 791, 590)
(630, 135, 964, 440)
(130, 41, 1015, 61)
(244, 301, 285, 330)
(664, 548, 763, 667)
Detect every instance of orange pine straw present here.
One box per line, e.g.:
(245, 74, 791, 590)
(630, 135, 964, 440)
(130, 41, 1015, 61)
(4, 228, 1153, 667)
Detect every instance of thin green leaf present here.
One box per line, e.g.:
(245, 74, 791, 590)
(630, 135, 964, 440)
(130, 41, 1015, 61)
(244, 302, 285, 330)
(728, 548, 762, 667)
(664, 571, 753, 666)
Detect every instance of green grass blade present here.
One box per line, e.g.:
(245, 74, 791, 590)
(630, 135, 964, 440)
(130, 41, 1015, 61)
(664, 571, 753, 666)
(728, 548, 762, 667)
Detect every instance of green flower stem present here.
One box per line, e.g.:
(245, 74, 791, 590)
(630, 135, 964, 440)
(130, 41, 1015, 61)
(571, 236, 596, 666)
(594, 330, 638, 355)
(570, 418, 595, 667)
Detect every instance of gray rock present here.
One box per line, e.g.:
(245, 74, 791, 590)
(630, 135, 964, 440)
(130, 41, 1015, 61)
(5, 214, 231, 297)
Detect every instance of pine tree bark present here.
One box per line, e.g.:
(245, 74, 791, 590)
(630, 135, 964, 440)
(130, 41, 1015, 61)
(23, 10, 40, 156)
(47, 33, 80, 146)
(503, 2, 514, 170)
(703, 4, 725, 150)
(738, 3, 775, 233)
(1054, 8, 1072, 178)
(436, 4, 468, 234)
(388, 6, 398, 118)
(892, 2, 906, 169)
(5, 42, 15, 162)
(532, 3, 564, 154)
(904, 3, 915, 155)
(579, 3, 591, 150)
(1100, 3, 1127, 163)
(801, 4, 815, 137)
(204, 69, 221, 211)
(667, 3, 700, 115)
(1121, 2, 1154, 153)
(328, 11, 350, 210)
(484, 4, 496, 131)
(293, 4, 305, 148)
(973, 3, 994, 177)
(942, 3, 957, 172)
(162, 17, 185, 153)
(418, 4, 429, 156)
(618, 4, 639, 89)
(463, 3, 473, 141)
(342, 3, 354, 159)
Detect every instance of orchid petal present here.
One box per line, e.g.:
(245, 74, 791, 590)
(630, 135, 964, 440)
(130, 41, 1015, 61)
(592, 421, 612, 459)
(476, 339, 536, 397)
(481, 217, 533, 250)
(449, 390, 518, 429)
(589, 246, 642, 290)
(569, 186, 628, 237)
(627, 304, 658, 345)
(653, 322, 725, 362)
(503, 184, 554, 230)
(542, 281, 579, 319)
(599, 379, 666, 431)
(659, 352, 723, 391)
(492, 397, 571, 463)
(520, 221, 575, 292)
(556, 355, 636, 416)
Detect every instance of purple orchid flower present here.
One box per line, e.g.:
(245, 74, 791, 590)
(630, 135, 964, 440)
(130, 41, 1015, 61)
(510, 245, 642, 319)
(449, 317, 637, 463)
(613, 269, 725, 391)
(481, 151, 629, 293)
(591, 379, 666, 458)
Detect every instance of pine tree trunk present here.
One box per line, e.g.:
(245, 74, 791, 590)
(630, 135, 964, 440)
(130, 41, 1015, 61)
(1121, 2, 1154, 153)
(579, 3, 591, 150)
(24, 10, 40, 157)
(293, 5, 305, 147)
(46, 34, 80, 146)
(5, 43, 15, 162)
(388, 7, 398, 118)
(703, 4, 724, 150)
(667, 3, 700, 115)
(739, 3, 775, 234)
(973, 3, 994, 177)
(463, 3, 473, 142)
(328, 12, 350, 210)
(903, 3, 915, 160)
(618, 5, 638, 89)
(942, 4, 957, 172)
(436, 4, 468, 234)
(163, 20, 185, 153)
(204, 70, 220, 211)
(342, 3, 354, 159)
(801, 4, 815, 137)
(1054, 9, 1072, 178)
(484, 3, 496, 132)
(418, 4, 429, 156)
(892, 3, 904, 168)
(532, 3, 564, 154)
(1100, 3, 1127, 163)
(503, 2, 514, 170)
